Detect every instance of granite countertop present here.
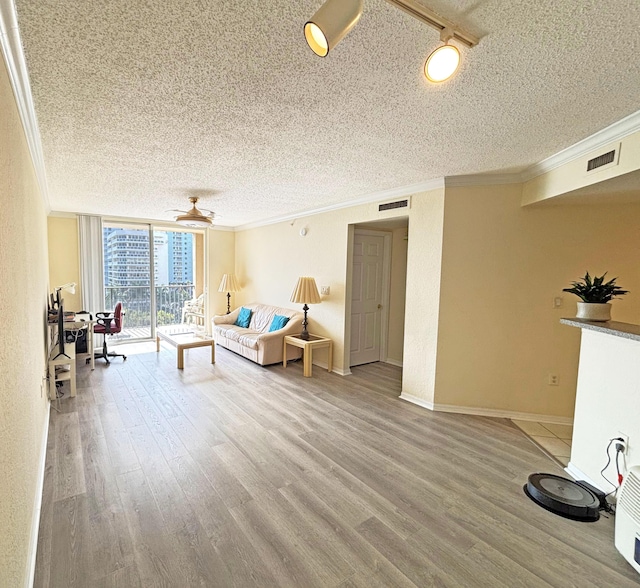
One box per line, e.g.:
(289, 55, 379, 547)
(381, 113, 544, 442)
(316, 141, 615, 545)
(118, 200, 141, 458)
(560, 318, 640, 342)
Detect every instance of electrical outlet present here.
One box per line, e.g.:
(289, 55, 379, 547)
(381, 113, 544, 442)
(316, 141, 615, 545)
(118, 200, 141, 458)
(553, 296, 564, 308)
(548, 374, 559, 386)
(320, 286, 330, 296)
(617, 432, 629, 454)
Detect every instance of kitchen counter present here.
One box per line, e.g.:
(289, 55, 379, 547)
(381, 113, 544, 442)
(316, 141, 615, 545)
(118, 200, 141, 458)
(560, 318, 640, 342)
(561, 319, 640, 491)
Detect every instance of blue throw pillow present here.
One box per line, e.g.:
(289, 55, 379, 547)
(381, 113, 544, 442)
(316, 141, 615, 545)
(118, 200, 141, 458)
(268, 314, 290, 332)
(235, 307, 252, 328)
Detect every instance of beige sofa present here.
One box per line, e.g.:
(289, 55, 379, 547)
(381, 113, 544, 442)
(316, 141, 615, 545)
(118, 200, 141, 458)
(212, 303, 303, 366)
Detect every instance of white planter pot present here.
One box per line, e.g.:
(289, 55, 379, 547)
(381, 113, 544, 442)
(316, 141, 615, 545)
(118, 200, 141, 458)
(576, 302, 611, 322)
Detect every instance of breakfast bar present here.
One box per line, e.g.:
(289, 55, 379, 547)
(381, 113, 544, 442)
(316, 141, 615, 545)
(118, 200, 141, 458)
(561, 318, 640, 490)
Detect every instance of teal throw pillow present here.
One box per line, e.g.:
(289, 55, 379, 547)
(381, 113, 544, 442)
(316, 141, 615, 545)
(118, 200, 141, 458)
(235, 307, 252, 328)
(268, 314, 290, 332)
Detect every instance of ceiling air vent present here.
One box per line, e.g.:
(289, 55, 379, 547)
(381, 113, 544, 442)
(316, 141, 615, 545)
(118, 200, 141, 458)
(587, 150, 616, 172)
(379, 199, 409, 212)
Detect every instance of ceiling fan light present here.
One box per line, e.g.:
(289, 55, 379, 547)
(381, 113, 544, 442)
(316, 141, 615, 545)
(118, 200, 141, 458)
(424, 43, 460, 83)
(304, 0, 363, 57)
(175, 215, 212, 228)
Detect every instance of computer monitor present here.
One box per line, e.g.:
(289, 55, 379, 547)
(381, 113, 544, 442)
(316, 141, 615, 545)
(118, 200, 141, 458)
(51, 290, 71, 360)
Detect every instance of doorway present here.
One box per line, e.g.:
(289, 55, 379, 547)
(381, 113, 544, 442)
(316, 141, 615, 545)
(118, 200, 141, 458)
(348, 219, 409, 369)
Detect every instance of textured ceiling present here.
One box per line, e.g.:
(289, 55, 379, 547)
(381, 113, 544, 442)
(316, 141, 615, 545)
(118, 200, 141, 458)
(15, 0, 640, 227)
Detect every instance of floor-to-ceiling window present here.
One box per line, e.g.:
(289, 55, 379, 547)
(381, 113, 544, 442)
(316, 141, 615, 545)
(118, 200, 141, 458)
(103, 223, 203, 341)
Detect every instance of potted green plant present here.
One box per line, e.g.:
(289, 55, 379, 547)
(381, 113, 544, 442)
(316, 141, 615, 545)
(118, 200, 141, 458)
(562, 272, 628, 322)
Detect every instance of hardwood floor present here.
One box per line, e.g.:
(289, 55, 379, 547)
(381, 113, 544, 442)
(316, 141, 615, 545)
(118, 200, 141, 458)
(34, 345, 639, 587)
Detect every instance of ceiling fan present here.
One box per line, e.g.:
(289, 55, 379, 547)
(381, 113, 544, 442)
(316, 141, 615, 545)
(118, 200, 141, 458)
(167, 196, 218, 228)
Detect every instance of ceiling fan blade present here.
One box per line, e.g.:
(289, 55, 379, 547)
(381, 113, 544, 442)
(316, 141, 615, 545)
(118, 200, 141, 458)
(165, 209, 187, 214)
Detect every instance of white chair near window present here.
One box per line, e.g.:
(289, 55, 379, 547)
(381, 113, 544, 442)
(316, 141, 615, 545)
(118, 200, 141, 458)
(181, 293, 205, 329)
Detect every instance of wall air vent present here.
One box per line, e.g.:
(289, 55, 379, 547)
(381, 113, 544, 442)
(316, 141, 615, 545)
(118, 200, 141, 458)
(587, 150, 616, 172)
(379, 198, 410, 212)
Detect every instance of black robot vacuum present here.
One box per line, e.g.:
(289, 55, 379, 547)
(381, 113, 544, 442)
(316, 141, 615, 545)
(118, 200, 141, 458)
(524, 473, 601, 522)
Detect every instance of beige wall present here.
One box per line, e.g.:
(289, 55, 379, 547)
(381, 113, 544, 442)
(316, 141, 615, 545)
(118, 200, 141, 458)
(387, 227, 408, 364)
(435, 183, 640, 418)
(47, 216, 82, 310)
(207, 229, 236, 324)
(401, 189, 446, 405)
(0, 58, 50, 586)
(195, 232, 205, 297)
(235, 189, 444, 376)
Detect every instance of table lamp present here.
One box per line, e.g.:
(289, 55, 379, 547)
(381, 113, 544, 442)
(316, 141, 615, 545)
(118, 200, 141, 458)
(54, 282, 76, 308)
(290, 276, 321, 340)
(218, 274, 240, 314)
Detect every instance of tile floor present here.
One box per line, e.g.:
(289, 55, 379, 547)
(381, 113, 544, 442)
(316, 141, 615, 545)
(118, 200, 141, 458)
(512, 420, 573, 466)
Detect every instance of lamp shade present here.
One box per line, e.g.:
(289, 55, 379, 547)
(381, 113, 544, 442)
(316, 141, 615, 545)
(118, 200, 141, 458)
(218, 274, 240, 293)
(304, 0, 363, 57)
(290, 277, 321, 304)
(55, 282, 76, 295)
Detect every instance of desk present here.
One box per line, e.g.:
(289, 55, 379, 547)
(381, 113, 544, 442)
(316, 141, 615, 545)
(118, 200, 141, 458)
(156, 327, 215, 369)
(283, 334, 333, 377)
(49, 315, 95, 370)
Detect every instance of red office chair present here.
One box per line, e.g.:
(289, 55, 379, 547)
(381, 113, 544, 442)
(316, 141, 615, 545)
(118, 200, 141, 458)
(91, 302, 127, 364)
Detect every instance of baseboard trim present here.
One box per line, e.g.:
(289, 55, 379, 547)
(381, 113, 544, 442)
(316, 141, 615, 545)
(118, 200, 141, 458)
(399, 393, 435, 411)
(26, 402, 50, 588)
(399, 393, 573, 425)
(308, 358, 351, 377)
(565, 462, 607, 494)
(385, 358, 403, 368)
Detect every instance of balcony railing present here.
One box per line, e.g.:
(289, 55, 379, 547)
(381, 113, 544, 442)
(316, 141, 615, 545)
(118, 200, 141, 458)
(105, 284, 196, 335)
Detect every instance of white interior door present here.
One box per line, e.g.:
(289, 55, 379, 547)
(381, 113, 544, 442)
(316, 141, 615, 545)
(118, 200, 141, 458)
(350, 230, 388, 366)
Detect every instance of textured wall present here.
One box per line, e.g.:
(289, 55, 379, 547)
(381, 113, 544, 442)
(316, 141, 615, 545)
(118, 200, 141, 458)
(436, 184, 640, 418)
(207, 230, 236, 327)
(234, 191, 440, 376)
(0, 58, 50, 585)
(387, 227, 409, 364)
(47, 216, 82, 310)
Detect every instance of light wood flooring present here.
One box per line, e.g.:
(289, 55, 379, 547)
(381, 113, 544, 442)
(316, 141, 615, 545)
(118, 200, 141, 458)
(34, 345, 639, 587)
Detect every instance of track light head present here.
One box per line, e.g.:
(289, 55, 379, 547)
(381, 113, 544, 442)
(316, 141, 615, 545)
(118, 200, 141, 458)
(304, 0, 364, 57)
(424, 42, 460, 83)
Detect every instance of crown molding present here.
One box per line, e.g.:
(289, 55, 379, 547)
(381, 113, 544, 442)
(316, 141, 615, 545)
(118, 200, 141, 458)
(521, 108, 640, 182)
(47, 210, 77, 219)
(0, 0, 50, 212)
(235, 178, 445, 231)
(445, 173, 523, 187)
(49, 210, 235, 231)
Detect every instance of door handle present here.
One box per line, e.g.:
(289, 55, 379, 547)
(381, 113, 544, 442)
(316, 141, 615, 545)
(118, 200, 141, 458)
(377, 304, 382, 309)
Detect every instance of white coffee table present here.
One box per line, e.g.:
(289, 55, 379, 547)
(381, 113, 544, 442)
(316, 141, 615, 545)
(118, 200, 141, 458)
(156, 327, 215, 369)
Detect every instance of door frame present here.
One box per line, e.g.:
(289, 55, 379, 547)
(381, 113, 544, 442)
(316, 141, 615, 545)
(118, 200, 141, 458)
(345, 227, 392, 369)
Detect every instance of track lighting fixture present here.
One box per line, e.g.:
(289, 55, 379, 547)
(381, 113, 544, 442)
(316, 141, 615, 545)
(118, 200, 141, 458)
(304, 0, 478, 82)
(424, 28, 460, 83)
(304, 0, 364, 57)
